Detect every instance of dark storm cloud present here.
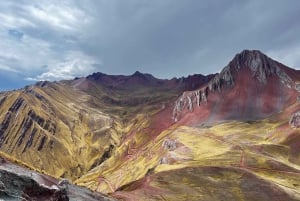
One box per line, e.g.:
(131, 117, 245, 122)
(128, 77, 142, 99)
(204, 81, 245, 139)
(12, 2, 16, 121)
(0, 0, 300, 89)
(79, 0, 300, 77)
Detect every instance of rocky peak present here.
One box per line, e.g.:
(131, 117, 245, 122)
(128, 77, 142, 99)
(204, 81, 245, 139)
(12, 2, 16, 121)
(86, 72, 107, 81)
(230, 49, 267, 70)
(228, 49, 293, 85)
(130, 71, 156, 81)
(132, 71, 144, 76)
(206, 50, 293, 93)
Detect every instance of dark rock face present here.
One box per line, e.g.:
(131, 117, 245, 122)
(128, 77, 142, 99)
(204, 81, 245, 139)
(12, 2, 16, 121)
(35, 81, 51, 88)
(0, 158, 116, 201)
(0, 96, 6, 107)
(289, 111, 300, 128)
(0, 169, 68, 201)
(8, 97, 24, 113)
(208, 66, 234, 92)
(28, 110, 56, 134)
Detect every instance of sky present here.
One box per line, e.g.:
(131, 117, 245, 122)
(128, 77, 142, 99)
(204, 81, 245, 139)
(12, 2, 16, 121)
(0, 0, 300, 91)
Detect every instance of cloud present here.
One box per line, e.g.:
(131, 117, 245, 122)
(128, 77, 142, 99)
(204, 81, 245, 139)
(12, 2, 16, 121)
(26, 51, 101, 81)
(24, 1, 91, 32)
(75, 0, 300, 77)
(0, 0, 300, 90)
(0, 12, 36, 29)
(0, 0, 93, 83)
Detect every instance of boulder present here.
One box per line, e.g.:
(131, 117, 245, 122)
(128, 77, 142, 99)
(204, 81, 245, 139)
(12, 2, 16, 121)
(289, 111, 300, 128)
(162, 139, 177, 151)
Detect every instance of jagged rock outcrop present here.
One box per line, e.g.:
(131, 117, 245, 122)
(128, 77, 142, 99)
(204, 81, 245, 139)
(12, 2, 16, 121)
(210, 50, 293, 91)
(289, 111, 300, 128)
(162, 139, 177, 151)
(172, 88, 210, 122)
(159, 157, 169, 165)
(208, 66, 234, 92)
(228, 50, 293, 86)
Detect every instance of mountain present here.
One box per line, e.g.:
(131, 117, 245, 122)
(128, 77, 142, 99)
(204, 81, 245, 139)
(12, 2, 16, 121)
(172, 50, 299, 123)
(1, 49, 300, 200)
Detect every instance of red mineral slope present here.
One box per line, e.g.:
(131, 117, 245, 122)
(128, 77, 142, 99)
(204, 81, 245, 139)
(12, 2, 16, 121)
(172, 50, 300, 126)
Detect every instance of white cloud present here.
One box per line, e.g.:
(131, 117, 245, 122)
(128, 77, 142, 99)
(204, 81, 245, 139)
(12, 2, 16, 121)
(0, 29, 55, 73)
(26, 51, 101, 81)
(25, 1, 91, 32)
(0, 0, 96, 83)
(0, 13, 36, 29)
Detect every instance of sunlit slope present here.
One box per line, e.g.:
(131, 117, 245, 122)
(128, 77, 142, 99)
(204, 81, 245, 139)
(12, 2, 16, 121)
(0, 74, 186, 182)
(0, 82, 122, 180)
(111, 120, 300, 200)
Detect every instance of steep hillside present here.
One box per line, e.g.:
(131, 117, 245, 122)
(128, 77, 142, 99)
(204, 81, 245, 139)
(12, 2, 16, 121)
(0, 72, 211, 182)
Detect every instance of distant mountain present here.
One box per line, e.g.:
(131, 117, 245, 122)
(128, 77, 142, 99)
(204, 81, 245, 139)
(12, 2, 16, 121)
(77, 70, 214, 91)
(1, 50, 300, 201)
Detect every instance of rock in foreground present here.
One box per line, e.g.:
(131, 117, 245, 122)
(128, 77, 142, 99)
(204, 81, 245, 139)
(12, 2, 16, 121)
(0, 157, 115, 201)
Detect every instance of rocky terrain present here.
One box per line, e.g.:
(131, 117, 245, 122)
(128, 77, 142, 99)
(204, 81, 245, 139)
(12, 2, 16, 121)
(0, 157, 115, 200)
(1, 49, 300, 200)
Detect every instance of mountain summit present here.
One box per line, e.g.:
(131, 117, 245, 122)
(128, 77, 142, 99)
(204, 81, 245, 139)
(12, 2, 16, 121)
(206, 50, 293, 93)
(226, 49, 293, 85)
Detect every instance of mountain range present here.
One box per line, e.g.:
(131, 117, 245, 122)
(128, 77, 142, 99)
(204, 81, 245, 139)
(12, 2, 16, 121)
(1, 50, 300, 200)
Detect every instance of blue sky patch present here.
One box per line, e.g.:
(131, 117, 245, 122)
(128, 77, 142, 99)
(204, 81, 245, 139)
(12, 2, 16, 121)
(8, 29, 24, 40)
